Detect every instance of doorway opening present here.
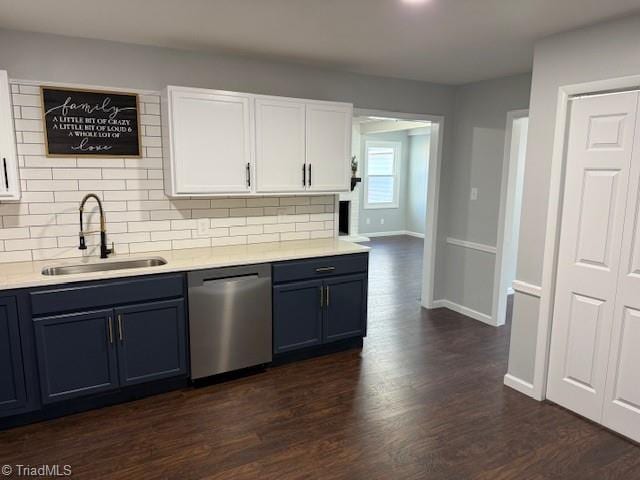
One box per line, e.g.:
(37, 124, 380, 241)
(343, 108, 444, 309)
(493, 110, 529, 326)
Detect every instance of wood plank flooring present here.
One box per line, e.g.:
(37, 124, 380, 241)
(1, 235, 638, 479)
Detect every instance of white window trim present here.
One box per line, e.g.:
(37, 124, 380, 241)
(363, 140, 401, 210)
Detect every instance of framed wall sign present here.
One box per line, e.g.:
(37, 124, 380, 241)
(41, 86, 141, 157)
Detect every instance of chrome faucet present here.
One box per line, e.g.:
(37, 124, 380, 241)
(78, 193, 113, 259)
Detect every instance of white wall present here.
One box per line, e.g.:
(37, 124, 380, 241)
(434, 73, 532, 316)
(507, 15, 640, 385)
(407, 134, 430, 235)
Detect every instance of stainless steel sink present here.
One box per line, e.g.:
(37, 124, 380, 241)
(41, 257, 167, 276)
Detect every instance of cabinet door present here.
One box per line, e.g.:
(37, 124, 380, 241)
(323, 274, 367, 343)
(273, 280, 323, 354)
(115, 299, 187, 386)
(34, 309, 119, 404)
(255, 97, 306, 193)
(169, 88, 253, 195)
(0, 297, 27, 416)
(306, 103, 351, 192)
(0, 70, 20, 200)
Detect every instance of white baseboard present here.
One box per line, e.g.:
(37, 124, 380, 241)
(503, 373, 535, 398)
(365, 230, 424, 238)
(431, 299, 495, 326)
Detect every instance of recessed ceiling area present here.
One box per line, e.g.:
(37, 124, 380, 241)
(0, 0, 639, 84)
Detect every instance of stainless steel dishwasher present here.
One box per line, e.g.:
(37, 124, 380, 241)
(188, 264, 272, 379)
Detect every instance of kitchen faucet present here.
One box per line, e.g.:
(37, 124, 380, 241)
(78, 193, 113, 259)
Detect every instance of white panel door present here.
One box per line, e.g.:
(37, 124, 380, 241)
(0, 70, 20, 200)
(602, 95, 640, 443)
(170, 89, 252, 195)
(305, 103, 351, 192)
(255, 97, 306, 193)
(547, 91, 639, 423)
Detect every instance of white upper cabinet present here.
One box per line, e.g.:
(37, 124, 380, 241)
(305, 103, 351, 192)
(0, 70, 20, 201)
(163, 85, 352, 197)
(163, 87, 253, 196)
(255, 97, 306, 193)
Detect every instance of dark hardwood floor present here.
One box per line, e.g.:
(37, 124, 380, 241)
(1, 235, 638, 479)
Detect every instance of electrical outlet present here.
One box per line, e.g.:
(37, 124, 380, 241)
(470, 187, 478, 201)
(196, 218, 209, 236)
(366, 218, 371, 225)
(380, 218, 385, 225)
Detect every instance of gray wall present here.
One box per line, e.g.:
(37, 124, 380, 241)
(0, 29, 456, 116)
(407, 134, 430, 235)
(358, 131, 410, 234)
(507, 15, 640, 384)
(435, 74, 531, 315)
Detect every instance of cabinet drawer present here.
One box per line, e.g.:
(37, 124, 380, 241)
(30, 274, 184, 316)
(272, 253, 368, 284)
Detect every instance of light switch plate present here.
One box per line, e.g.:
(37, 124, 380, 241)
(196, 218, 209, 236)
(470, 187, 478, 201)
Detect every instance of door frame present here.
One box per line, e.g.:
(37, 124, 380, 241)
(353, 108, 444, 309)
(492, 109, 529, 326)
(532, 74, 640, 401)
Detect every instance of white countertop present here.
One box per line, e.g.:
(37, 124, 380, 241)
(0, 239, 370, 291)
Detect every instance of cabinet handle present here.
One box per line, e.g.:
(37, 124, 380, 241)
(326, 285, 330, 307)
(320, 286, 324, 308)
(246, 162, 251, 188)
(117, 314, 124, 342)
(316, 266, 336, 273)
(2, 158, 8, 190)
(302, 164, 306, 187)
(308, 164, 312, 187)
(108, 317, 114, 344)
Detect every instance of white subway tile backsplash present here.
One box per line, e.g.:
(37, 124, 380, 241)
(172, 238, 209, 250)
(0, 84, 337, 264)
(78, 179, 126, 191)
(151, 230, 192, 241)
(128, 220, 171, 232)
(150, 209, 190, 221)
(25, 156, 76, 168)
(52, 168, 102, 179)
(0, 251, 33, 263)
(19, 168, 52, 180)
(27, 180, 78, 191)
(4, 237, 57, 251)
(20, 106, 42, 120)
(0, 227, 30, 240)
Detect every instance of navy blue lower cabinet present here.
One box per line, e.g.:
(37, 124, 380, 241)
(34, 309, 119, 404)
(114, 299, 187, 386)
(273, 279, 324, 354)
(0, 296, 28, 417)
(323, 273, 367, 343)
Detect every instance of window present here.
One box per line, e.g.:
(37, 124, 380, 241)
(364, 141, 401, 209)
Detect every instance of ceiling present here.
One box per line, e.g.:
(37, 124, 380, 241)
(1, 0, 639, 85)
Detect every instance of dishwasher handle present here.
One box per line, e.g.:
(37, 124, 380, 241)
(188, 264, 271, 289)
(201, 274, 258, 286)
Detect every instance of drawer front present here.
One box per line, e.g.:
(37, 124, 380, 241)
(30, 274, 184, 316)
(272, 253, 368, 284)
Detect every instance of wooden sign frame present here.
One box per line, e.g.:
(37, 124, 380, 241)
(40, 85, 142, 158)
